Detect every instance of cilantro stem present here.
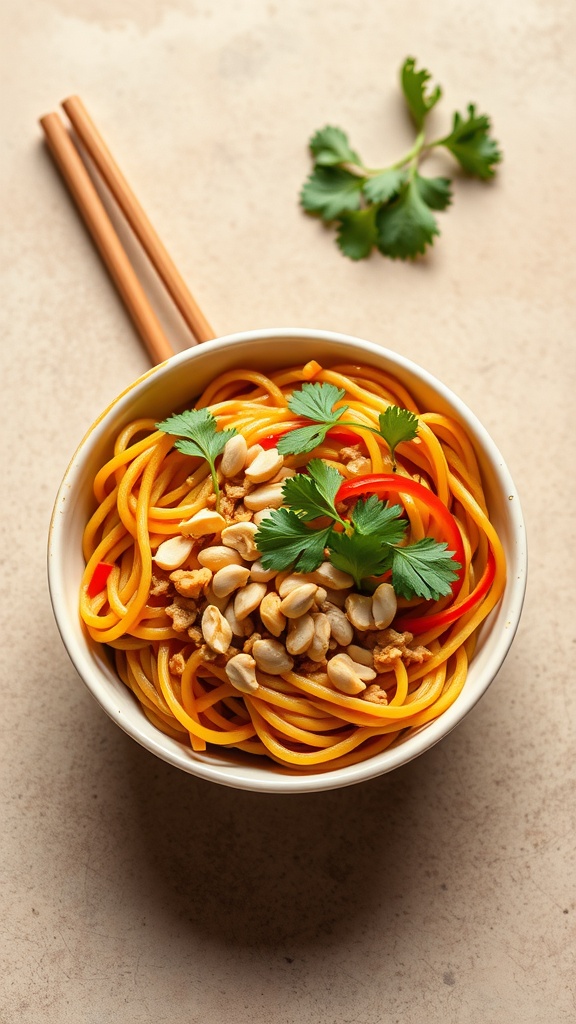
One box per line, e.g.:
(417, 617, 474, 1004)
(325, 419, 406, 446)
(389, 129, 426, 170)
(211, 467, 221, 512)
(341, 129, 427, 180)
(329, 419, 387, 441)
(340, 161, 373, 177)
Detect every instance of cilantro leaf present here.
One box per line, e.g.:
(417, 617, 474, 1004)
(350, 496, 407, 546)
(336, 208, 378, 261)
(255, 508, 332, 574)
(378, 405, 419, 465)
(157, 408, 237, 510)
(401, 57, 442, 130)
(282, 459, 344, 522)
(327, 531, 392, 589)
(300, 166, 365, 220)
(414, 173, 452, 211)
(309, 126, 361, 167)
(277, 424, 331, 456)
(375, 176, 439, 260)
(391, 538, 461, 600)
(363, 168, 407, 205)
(439, 105, 502, 179)
(287, 382, 348, 423)
(158, 408, 236, 461)
(278, 382, 350, 454)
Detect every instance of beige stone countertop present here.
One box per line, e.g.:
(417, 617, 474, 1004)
(2, 1, 575, 1021)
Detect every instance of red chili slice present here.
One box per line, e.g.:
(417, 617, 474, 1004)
(87, 561, 115, 597)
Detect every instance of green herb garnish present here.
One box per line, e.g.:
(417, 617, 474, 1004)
(156, 408, 237, 512)
(277, 381, 419, 467)
(389, 538, 461, 601)
(349, 495, 407, 544)
(327, 530, 394, 587)
(277, 382, 349, 456)
(300, 56, 502, 261)
(281, 459, 346, 524)
(255, 461, 460, 596)
(255, 507, 334, 575)
(378, 405, 419, 469)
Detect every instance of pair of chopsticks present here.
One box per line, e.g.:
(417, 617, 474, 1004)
(39, 98, 215, 364)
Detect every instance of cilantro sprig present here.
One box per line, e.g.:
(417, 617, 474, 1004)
(254, 508, 333, 574)
(281, 459, 346, 524)
(277, 382, 349, 455)
(300, 56, 501, 261)
(277, 381, 419, 468)
(156, 408, 237, 511)
(254, 460, 460, 598)
(378, 405, 419, 468)
(390, 538, 460, 602)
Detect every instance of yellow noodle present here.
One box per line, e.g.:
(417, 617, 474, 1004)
(79, 360, 506, 771)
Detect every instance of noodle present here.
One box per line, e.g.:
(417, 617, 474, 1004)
(80, 360, 505, 773)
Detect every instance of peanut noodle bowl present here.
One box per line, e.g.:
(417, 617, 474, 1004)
(48, 330, 527, 793)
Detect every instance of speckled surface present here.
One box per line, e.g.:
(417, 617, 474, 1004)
(2, 1, 575, 1021)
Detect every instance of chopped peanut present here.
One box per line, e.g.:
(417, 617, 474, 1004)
(340, 444, 364, 461)
(340, 444, 371, 476)
(166, 597, 198, 632)
(153, 534, 195, 571)
(231, 505, 253, 523)
(297, 656, 328, 674)
(362, 684, 389, 705)
(218, 494, 238, 521)
(201, 604, 233, 654)
(242, 632, 263, 655)
(150, 574, 171, 597)
(225, 481, 251, 500)
(373, 628, 432, 670)
(347, 456, 371, 475)
(169, 652, 187, 676)
(169, 567, 213, 600)
(221, 434, 248, 478)
(187, 625, 203, 644)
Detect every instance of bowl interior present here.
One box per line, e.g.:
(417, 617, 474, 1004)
(48, 329, 527, 793)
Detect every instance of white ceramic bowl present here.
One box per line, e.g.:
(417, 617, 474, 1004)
(48, 329, 527, 793)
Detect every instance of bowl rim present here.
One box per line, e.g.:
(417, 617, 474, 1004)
(47, 327, 528, 793)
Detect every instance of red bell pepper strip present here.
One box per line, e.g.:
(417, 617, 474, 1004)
(335, 473, 466, 596)
(87, 561, 115, 597)
(321, 428, 367, 448)
(395, 550, 496, 635)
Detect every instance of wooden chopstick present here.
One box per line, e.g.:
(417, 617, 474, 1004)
(39, 111, 175, 365)
(61, 95, 215, 347)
